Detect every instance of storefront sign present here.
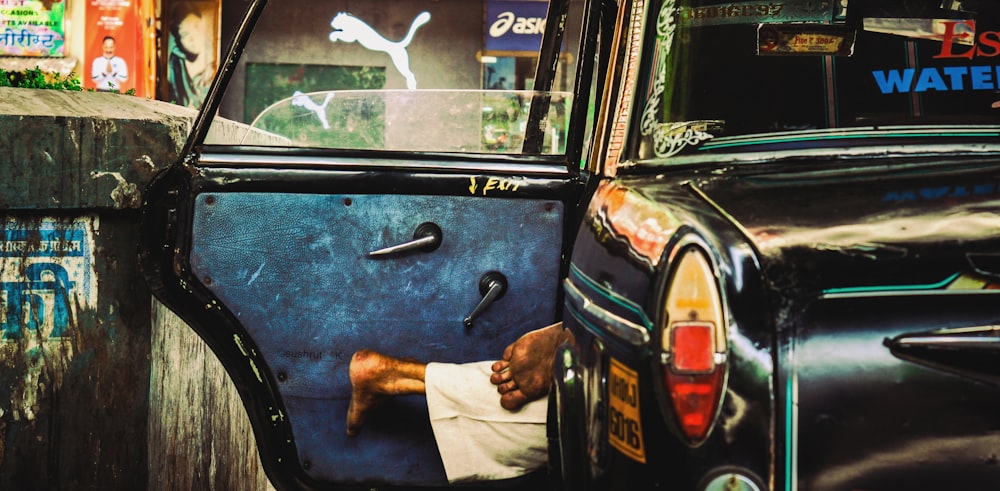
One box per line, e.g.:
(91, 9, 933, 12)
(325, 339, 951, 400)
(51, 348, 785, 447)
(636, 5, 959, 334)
(328, 11, 429, 90)
(0, 0, 65, 57)
(870, 20, 1000, 94)
(863, 18, 975, 46)
(486, 0, 548, 52)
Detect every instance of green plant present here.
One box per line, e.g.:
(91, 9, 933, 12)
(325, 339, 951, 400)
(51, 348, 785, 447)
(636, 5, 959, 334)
(0, 67, 86, 92)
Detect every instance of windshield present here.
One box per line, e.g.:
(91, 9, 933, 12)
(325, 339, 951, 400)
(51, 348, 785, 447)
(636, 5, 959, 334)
(201, 0, 582, 157)
(634, 0, 1000, 160)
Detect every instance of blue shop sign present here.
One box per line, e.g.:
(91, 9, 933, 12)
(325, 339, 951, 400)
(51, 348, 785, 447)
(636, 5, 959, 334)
(486, 0, 548, 52)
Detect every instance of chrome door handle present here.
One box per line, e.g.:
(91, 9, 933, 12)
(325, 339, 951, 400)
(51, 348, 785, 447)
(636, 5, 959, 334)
(885, 325, 1000, 385)
(368, 222, 442, 257)
(463, 272, 507, 328)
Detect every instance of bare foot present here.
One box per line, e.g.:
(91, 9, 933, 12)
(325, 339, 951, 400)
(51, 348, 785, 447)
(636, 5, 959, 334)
(346, 350, 425, 436)
(490, 322, 573, 411)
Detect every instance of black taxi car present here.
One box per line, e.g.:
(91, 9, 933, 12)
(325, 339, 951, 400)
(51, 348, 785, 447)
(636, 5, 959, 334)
(140, 0, 1000, 490)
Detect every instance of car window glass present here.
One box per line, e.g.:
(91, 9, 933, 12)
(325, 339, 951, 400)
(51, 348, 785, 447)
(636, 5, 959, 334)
(634, 0, 1000, 160)
(201, 0, 585, 157)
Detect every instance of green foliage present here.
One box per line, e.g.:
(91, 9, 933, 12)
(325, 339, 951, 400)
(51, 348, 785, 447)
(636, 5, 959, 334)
(243, 64, 386, 122)
(0, 67, 85, 92)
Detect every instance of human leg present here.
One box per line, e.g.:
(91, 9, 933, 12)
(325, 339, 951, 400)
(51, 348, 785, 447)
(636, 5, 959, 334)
(346, 349, 427, 436)
(345, 330, 560, 483)
(345, 348, 549, 482)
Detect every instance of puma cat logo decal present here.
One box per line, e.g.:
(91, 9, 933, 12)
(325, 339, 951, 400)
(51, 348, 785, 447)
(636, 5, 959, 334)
(291, 91, 335, 129)
(329, 12, 431, 90)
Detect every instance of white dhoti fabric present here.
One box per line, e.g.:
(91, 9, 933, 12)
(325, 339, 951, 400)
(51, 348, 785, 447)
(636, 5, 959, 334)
(425, 361, 548, 483)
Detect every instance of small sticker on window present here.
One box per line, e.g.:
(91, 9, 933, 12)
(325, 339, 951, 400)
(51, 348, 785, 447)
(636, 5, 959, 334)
(757, 24, 856, 56)
(644, 121, 721, 158)
(678, 1, 844, 27)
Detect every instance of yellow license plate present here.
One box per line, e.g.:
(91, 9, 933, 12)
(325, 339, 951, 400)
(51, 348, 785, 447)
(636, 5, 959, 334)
(607, 357, 646, 463)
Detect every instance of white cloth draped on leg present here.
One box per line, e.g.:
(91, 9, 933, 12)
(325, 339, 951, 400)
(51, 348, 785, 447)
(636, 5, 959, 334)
(425, 361, 548, 483)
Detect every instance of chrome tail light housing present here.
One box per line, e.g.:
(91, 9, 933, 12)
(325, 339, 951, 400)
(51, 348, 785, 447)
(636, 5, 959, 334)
(657, 244, 728, 445)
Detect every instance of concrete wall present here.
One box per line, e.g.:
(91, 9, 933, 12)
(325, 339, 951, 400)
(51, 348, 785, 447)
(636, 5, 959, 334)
(149, 302, 276, 491)
(0, 87, 273, 490)
(0, 88, 189, 210)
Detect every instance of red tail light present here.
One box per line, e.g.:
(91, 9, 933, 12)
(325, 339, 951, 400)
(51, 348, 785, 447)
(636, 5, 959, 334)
(660, 247, 727, 444)
(672, 323, 714, 371)
(664, 366, 725, 441)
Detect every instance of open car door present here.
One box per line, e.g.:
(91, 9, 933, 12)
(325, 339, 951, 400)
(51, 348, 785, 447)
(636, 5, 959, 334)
(139, 0, 604, 489)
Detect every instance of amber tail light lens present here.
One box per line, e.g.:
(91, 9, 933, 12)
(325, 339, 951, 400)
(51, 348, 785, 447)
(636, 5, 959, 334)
(660, 247, 727, 444)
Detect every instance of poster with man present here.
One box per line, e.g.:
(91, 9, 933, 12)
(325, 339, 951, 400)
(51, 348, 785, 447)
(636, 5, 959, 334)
(84, 0, 153, 96)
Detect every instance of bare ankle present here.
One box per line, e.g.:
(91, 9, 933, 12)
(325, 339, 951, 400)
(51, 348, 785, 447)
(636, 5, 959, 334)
(349, 350, 425, 396)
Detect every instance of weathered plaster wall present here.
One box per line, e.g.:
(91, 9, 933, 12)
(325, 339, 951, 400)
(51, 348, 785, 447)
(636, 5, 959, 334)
(0, 88, 274, 490)
(149, 301, 277, 491)
(0, 87, 191, 210)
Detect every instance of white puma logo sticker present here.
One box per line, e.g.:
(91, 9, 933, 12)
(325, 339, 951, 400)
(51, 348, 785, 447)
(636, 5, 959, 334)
(329, 12, 431, 90)
(291, 91, 335, 129)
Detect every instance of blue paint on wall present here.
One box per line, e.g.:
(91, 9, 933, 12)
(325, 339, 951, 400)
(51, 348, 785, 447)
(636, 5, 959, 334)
(1, 225, 92, 340)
